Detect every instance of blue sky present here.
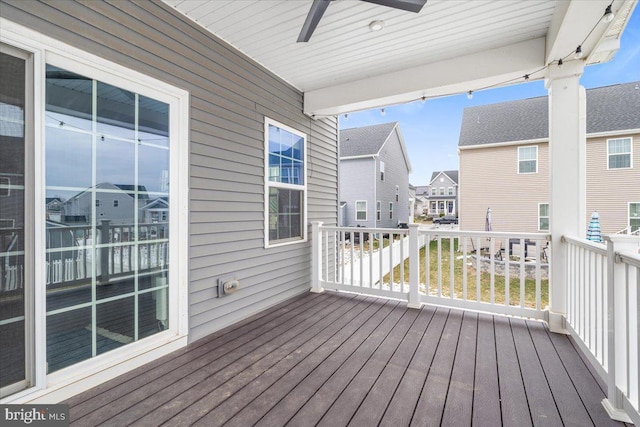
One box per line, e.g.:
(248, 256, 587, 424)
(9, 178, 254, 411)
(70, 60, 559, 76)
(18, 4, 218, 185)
(339, 6, 640, 186)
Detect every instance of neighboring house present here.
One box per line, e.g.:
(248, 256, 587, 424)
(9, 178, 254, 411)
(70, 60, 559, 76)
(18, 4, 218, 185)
(63, 183, 150, 225)
(339, 122, 412, 228)
(414, 185, 429, 217)
(409, 184, 422, 222)
(425, 170, 459, 217)
(1, 1, 337, 402)
(459, 81, 640, 234)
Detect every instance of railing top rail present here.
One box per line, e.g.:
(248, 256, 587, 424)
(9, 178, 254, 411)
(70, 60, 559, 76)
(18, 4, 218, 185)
(419, 229, 550, 240)
(616, 250, 640, 269)
(319, 226, 408, 234)
(562, 235, 608, 256)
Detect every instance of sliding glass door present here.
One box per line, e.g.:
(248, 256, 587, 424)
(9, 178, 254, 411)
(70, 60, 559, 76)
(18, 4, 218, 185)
(0, 47, 32, 398)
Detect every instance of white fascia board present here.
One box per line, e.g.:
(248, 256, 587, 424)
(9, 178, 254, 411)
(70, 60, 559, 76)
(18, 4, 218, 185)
(459, 129, 640, 151)
(458, 138, 549, 150)
(340, 154, 376, 160)
(304, 37, 544, 117)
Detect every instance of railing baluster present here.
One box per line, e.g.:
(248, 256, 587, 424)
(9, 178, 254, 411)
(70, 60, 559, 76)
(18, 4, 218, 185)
(475, 236, 481, 302)
(462, 237, 468, 300)
(449, 236, 454, 299)
(519, 238, 525, 308)
(536, 239, 541, 311)
(400, 233, 405, 292)
(437, 236, 442, 298)
(425, 235, 430, 296)
(505, 236, 510, 306)
(489, 237, 495, 304)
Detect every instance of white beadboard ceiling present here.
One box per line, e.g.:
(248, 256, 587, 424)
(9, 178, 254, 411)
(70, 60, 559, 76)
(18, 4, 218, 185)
(163, 0, 636, 115)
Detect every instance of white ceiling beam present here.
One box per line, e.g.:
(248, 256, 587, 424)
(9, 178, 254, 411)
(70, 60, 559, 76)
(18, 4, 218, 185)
(545, 0, 636, 68)
(304, 37, 545, 117)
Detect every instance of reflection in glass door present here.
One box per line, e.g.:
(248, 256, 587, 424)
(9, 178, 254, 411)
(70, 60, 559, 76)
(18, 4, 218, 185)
(45, 65, 170, 373)
(0, 48, 31, 398)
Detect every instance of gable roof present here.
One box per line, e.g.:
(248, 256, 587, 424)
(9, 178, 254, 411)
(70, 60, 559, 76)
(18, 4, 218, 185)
(430, 170, 459, 185)
(339, 122, 398, 157)
(458, 81, 640, 147)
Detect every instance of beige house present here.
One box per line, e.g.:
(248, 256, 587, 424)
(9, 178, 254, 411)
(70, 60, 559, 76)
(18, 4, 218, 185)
(459, 81, 640, 235)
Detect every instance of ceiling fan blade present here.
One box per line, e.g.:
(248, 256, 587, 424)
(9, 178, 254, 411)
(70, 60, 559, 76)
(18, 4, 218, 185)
(297, 0, 332, 43)
(361, 0, 427, 13)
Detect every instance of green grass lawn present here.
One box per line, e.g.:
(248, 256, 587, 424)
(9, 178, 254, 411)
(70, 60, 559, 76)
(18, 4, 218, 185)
(386, 238, 549, 309)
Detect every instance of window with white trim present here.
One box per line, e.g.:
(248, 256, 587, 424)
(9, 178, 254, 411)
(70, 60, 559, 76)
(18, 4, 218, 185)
(389, 202, 393, 219)
(380, 161, 385, 181)
(439, 187, 444, 196)
(356, 200, 367, 221)
(395, 185, 399, 202)
(448, 187, 453, 196)
(265, 118, 306, 245)
(376, 200, 381, 220)
(518, 146, 537, 173)
(608, 138, 632, 169)
(538, 203, 549, 231)
(431, 187, 436, 196)
(630, 203, 640, 233)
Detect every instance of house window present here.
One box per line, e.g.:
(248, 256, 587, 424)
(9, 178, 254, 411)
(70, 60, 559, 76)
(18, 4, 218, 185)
(376, 201, 381, 221)
(431, 201, 436, 212)
(395, 185, 399, 202)
(389, 202, 393, 219)
(356, 200, 367, 221)
(608, 138, 632, 169)
(630, 203, 640, 232)
(538, 203, 549, 231)
(380, 161, 385, 181)
(265, 118, 306, 246)
(113, 200, 119, 207)
(95, 199, 100, 207)
(439, 187, 444, 196)
(518, 146, 537, 173)
(431, 187, 436, 196)
(448, 187, 453, 196)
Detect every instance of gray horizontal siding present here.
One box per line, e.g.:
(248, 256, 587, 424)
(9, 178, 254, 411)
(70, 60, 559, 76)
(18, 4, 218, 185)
(2, 0, 337, 342)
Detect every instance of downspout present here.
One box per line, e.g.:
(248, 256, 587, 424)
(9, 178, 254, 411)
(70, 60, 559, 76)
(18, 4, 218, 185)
(373, 154, 378, 228)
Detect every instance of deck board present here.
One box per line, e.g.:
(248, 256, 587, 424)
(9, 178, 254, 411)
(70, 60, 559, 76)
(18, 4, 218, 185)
(66, 291, 628, 427)
(494, 315, 533, 427)
(472, 313, 502, 426)
(510, 317, 563, 426)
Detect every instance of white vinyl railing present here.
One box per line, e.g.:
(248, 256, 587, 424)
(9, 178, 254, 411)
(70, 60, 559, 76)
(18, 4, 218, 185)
(564, 234, 640, 425)
(563, 236, 609, 376)
(311, 222, 550, 320)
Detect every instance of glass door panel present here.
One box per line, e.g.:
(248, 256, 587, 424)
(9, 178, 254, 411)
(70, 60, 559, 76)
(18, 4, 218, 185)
(0, 49, 29, 398)
(45, 65, 171, 374)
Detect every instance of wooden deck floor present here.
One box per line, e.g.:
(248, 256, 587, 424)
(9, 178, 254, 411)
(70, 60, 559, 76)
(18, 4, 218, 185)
(66, 291, 628, 426)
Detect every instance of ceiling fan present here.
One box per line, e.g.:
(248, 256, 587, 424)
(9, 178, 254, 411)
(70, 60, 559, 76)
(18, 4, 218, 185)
(297, 0, 428, 42)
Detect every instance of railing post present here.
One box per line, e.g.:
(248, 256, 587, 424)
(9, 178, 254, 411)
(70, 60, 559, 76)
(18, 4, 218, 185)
(602, 236, 634, 423)
(408, 223, 421, 309)
(311, 221, 324, 293)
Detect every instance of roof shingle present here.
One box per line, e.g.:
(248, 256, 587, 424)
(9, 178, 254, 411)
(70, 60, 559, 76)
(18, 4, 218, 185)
(458, 81, 640, 147)
(340, 122, 398, 157)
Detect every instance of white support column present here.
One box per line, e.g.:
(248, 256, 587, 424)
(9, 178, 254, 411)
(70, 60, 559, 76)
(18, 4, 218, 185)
(311, 221, 324, 293)
(545, 61, 586, 333)
(408, 223, 421, 309)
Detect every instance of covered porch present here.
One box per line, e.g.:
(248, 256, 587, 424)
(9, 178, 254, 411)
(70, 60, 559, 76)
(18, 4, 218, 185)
(65, 290, 627, 426)
(1, 0, 638, 424)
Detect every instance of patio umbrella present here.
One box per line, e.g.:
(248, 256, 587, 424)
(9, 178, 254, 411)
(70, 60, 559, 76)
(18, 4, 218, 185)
(587, 211, 603, 243)
(485, 208, 492, 232)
